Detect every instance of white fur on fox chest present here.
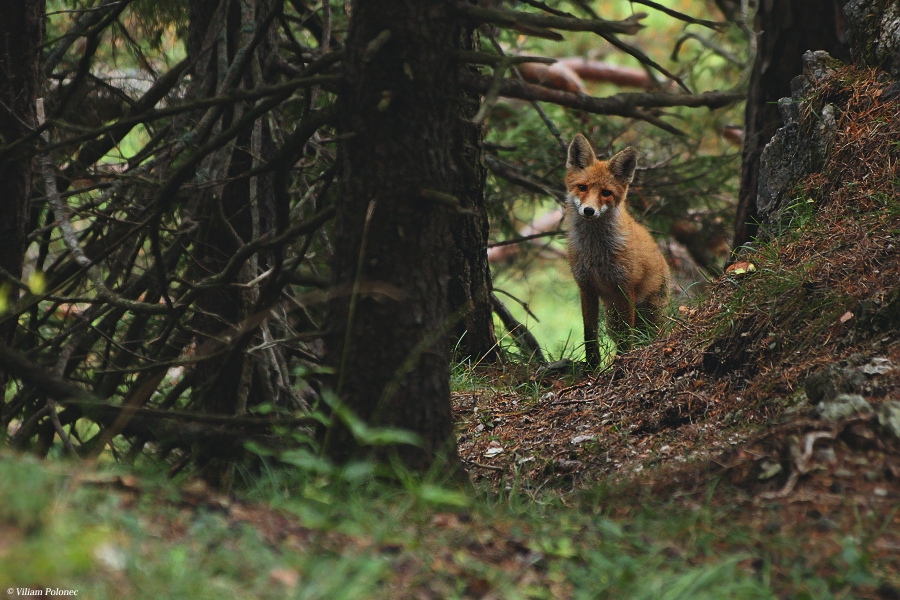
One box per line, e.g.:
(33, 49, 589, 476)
(566, 197, 628, 296)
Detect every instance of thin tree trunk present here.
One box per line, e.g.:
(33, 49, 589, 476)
(449, 25, 497, 363)
(732, 0, 848, 255)
(324, 0, 473, 473)
(0, 0, 44, 416)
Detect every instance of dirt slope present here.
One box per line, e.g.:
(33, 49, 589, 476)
(455, 66, 900, 596)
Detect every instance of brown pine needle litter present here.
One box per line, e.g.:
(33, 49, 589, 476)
(455, 66, 900, 596)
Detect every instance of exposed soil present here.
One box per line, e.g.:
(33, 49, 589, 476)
(454, 66, 900, 597)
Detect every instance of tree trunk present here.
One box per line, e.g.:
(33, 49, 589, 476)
(448, 29, 497, 363)
(185, 0, 250, 420)
(732, 0, 849, 254)
(0, 0, 43, 416)
(324, 0, 475, 472)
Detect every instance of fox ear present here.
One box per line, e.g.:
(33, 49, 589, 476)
(608, 147, 638, 184)
(567, 134, 595, 171)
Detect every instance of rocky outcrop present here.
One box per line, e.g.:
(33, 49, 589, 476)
(754, 0, 900, 235)
(755, 51, 842, 229)
(845, 0, 900, 78)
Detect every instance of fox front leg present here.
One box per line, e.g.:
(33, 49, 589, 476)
(580, 288, 601, 368)
(606, 291, 637, 349)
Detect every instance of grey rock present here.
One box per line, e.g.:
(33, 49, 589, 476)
(816, 446, 837, 463)
(846, 0, 900, 78)
(756, 51, 842, 228)
(758, 459, 783, 480)
(860, 357, 894, 375)
(816, 394, 873, 421)
(570, 434, 596, 445)
(555, 459, 582, 472)
(803, 50, 841, 84)
(815, 517, 839, 531)
(805, 364, 867, 403)
(876, 400, 900, 440)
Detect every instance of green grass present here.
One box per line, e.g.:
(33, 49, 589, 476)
(0, 451, 794, 599)
(492, 257, 586, 361)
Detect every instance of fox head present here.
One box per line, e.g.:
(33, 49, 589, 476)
(565, 134, 638, 220)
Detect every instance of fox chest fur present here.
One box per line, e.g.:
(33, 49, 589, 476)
(567, 208, 628, 297)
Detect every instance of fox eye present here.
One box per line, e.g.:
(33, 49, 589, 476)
(601, 189, 613, 198)
(576, 184, 588, 192)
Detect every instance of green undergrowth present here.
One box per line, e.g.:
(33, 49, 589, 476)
(700, 198, 855, 364)
(0, 451, 864, 599)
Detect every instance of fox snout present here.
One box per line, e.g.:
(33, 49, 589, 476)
(577, 202, 609, 219)
(570, 190, 614, 219)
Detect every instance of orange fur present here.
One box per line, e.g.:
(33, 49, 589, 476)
(565, 134, 670, 366)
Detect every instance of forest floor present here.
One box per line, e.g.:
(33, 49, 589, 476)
(453, 66, 900, 598)
(3, 68, 900, 599)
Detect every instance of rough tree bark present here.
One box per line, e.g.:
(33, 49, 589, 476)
(732, 0, 849, 254)
(186, 0, 280, 421)
(0, 0, 43, 416)
(324, 0, 476, 471)
(449, 28, 497, 363)
(186, 0, 253, 419)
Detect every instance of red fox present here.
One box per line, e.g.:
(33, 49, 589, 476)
(565, 134, 670, 367)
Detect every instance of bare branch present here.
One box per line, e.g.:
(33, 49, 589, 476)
(459, 71, 743, 134)
(628, 0, 726, 31)
(491, 293, 545, 363)
(458, 3, 646, 36)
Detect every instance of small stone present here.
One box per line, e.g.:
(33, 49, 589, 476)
(484, 444, 503, 458)
(570, 434, 595, 445)
(758, 459, 783, 480)
(815, 517, 839, 532)
(95, 543, 127, 572)
(806, 365, 866, 403)
(874, 487, 888, 497)
(816, 394, 872, 421)
(816, 446, 837, 463)
(861, 357, 894, 375)
(877, 401, 900, 440)
(556, 459, 582, 472)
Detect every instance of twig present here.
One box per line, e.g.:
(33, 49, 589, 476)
(487, 230, 565, 248)
(466, 460, 505, 471)
(491, 293, 546, 363)
(493, 289, 540, 322)
(45, 2, 124, 17)
(37, 99, 171, 315)
(517, 0, 575, 18)
(459, 3, 646, 36)
(628, 0, 726, 31)
(482, 30, 567, 154)
(672, 33, 744, 66)
(459, 71, 744, 135)
(48, 401, 79, 455)
(483, 154, 567, 204)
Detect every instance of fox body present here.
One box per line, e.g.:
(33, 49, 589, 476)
(565, 134, 670, 366)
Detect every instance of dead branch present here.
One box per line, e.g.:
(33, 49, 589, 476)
(491, 293, 546, 363)
(558, 58, 655, 88)
(629, 0, 726, 31)
(458, 3, 646, 37)
(460, 70, 743, 134)
(518, 62, 586, 94)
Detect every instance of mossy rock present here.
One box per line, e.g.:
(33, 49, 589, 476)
(846, 0, 900, 77)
